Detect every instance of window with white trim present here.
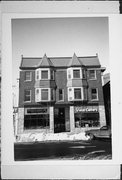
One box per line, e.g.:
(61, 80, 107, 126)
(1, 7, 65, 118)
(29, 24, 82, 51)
(91, 88, 98, 100)
(41, 89, 49, 101)
(89, 70, 96, 80)
(25, 71, 31, 81)
(41, 70, 48, 79)
(82, 69, 86, 79)
(36, 70, 40, 80)
(24, 90, 31, 102)
(51, 70, 54, 80)
(73, 69, 80, 78)
(74, 88, 82, 100)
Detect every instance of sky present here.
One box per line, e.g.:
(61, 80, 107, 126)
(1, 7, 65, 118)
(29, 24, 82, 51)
(12, 17, 109, 106)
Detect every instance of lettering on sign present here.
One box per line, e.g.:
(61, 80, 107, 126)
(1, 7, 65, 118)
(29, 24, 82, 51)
(75, 106, 98, 113)
(25, 108, 48, 114)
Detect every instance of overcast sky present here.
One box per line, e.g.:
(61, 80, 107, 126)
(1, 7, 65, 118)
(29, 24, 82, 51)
(12, 17, 109, 87)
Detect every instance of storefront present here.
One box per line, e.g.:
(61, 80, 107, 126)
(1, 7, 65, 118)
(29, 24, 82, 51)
(24, 107, 49, 130)
(74, 106, 100, 128)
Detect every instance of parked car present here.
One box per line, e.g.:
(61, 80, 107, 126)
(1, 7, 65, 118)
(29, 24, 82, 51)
(85, 126, 111, 140)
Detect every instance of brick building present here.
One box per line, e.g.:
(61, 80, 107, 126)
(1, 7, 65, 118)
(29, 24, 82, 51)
(17, 53, 106, 134)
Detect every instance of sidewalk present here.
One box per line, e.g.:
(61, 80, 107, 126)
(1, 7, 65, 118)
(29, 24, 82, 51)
(16, 131, 90, 143)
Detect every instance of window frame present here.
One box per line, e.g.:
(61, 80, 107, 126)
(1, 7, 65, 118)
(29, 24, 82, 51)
(91, 88, 98, 101)
(58, 89, 64, 101)
(88, 69, 96, 80)
(24, 71, 32, 82)
(35, 70, 40, 81)
(74, 88, 82, 100)
(24, 89, 31, 102)
(73, 69, 81, 79)
(41, 88, 49, 101)
(41, 70, 49, 80)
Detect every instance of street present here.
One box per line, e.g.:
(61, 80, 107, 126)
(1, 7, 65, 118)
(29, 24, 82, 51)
(14, 138, 112, 161)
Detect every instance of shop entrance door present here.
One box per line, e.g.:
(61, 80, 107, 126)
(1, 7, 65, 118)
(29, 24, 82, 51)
(54, 108, 65, 133)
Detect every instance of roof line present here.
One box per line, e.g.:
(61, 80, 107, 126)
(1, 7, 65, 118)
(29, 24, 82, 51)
(22, 55, 98, 59)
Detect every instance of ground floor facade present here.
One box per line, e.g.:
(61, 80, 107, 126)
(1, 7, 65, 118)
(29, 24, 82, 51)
(17, 104, 106, 135)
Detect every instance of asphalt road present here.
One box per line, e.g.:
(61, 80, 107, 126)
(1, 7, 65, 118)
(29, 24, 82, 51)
(14, 138, 112, 161)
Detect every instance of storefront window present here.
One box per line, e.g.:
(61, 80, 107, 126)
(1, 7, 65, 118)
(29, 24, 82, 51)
(24, 114, 49, 129)
(75, 112, 99, 128)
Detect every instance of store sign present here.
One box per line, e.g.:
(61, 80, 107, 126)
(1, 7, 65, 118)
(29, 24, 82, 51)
(75, 106, 98, 113)
(25, 108, 48, 115)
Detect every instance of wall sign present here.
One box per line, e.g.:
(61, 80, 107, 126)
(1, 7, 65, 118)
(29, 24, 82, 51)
(75, 106, 98, 113)
(25, 108, 49, 115)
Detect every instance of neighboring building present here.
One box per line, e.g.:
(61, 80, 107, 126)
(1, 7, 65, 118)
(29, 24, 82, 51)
(103, 73, 111, 127)
(17, 53, 106, 135)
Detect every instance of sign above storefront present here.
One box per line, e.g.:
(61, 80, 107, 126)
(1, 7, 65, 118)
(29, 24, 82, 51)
(75, 106, 98, 113)
(25, 108, 49, 115)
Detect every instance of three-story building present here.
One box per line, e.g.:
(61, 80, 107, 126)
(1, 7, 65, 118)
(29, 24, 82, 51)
(17, 53, 106, 134)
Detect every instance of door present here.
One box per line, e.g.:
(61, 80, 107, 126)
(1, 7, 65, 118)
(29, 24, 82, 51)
(54, 108, 65, 133)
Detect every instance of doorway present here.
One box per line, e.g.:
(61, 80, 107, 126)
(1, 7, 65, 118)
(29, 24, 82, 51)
(54, 108, 65, 133)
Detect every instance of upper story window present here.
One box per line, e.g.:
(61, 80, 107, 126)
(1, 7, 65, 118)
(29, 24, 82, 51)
(59, 89, 64, 101)
(36, 70, 40, 80)
(41, 70, 48, 79)
(89, 70, 96, 80)
(73, 69, 80, 78)
(74, 88, 82, 100)
(50, 70, 54, 80)
(25, 71, 32, 81)
(41, 89, 49, 101)
(82, 69, 86, 79)
(91, 88, 98, 100)
(24, 90, 31, 102)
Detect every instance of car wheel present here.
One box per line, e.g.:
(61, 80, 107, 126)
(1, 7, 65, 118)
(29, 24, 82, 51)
(89, 133, 94, 140)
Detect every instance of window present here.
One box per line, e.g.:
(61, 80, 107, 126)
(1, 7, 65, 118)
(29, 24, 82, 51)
(51, 70, 54, 80)
(41, 70, 48, 79)
(36, 70, 39, 80)
(74, 88, 81, 99)
(41, 89, 48, 100)
(75, 112, 99, 128)
(73, 69, 80, 78)
(35, 89, 40, 101)
(51, 89, 54, 101)
(89, 70, 96, 79)
(24, 90, 31, 102)
(91, 88, 98, 100)
(24, 114, 49, 129)
(25, 71, 31, 81)
(59, 89, 64, 101)
(82, 69, 86, 79)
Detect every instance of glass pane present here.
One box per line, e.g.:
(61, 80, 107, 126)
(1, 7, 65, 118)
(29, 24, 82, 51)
(74, 88, 81, 99)
(36, 71, 39, 80)
(25, 72, 31, 81)
(24, 90, 31, 101)
(41, 70, 48, 79)
(89, 70, 95, 79)
(41, 89, 48, 100)
(59, 89, 63, 100)
(73, 70, 80, 78)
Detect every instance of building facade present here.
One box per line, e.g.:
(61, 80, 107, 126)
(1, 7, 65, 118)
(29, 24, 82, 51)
(17, 53, 106, 134)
